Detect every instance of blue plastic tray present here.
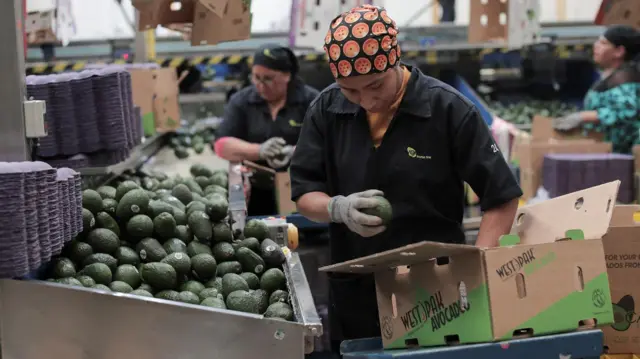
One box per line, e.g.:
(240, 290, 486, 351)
(340, 330, 603, 359)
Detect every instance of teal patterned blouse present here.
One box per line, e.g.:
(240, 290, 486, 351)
(583, 63, 640, 154)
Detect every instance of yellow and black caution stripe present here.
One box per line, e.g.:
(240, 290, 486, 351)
(25, 53, 253, 75)
(26, 60, 94, 75)
(155, 53, 252, 68)
(553, 44, 591, 59)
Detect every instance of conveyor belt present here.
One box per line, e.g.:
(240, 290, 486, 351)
(141, 144, 228, 178)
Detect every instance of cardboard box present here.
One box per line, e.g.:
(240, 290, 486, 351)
(321, 182, 619, 349)
(468, 0, 541, 49)
(633, 145, 640, 172)
(129, 68, 181, 135)
(152, 68, 181, 133)
(132, 0, 252, 46)
(602, 205, 640, 354)
(129, 69, 156, 136)
(242, 161, 298, 215)
(518, 141, 613, 200)
(274, 172, 297, 215)
(595, 0, 640, 29)
(514, 116, 612, 199)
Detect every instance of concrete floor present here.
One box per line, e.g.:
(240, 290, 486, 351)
(143, 146, 228, 177)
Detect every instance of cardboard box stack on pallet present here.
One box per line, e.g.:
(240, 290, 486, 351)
(321, 182, 620, 350)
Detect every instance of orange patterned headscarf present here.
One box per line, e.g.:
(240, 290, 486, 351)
(323, 5, 401, 79)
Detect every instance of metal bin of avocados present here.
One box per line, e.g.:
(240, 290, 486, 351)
(0, 163, 322, 359)
(0, 251, 322, 359)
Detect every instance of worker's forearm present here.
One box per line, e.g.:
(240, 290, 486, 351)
(475, 198, 519, 248)
(580, 110, 599, 123)
(214, 137, 261, 162)
(296, 192, 332, 223)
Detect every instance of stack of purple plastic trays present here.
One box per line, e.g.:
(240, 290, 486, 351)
(543, 153, 635, 203)
(26, 64, 154, 169)
(0, 162, 82, 279)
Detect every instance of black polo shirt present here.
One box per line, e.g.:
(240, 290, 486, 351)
(290, 65, 522, 264)
(216, 80, 320, 147)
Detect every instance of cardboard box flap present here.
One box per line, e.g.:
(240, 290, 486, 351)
(531, 115, 555, 141)
(198, 0, 229, 18)
(595, 0, 640, 28)
(319, 241, 480, 274)
(610, 205, 640, 227)
(132, 0, 194, 29)
(511, 181, 620, 244)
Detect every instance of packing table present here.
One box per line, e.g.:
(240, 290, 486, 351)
(339, 330, 603, 359)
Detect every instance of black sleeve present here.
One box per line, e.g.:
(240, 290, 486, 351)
(290, 101, 328, 201)
(216, 94, 247, 140)
(451, 107, 522, 211)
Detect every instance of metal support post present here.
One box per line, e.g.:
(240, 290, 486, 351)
(133, 10, 156, 62)
(0, 0, 29, 161)
(432, 0, 440, 24)
(133, 11, 147, 62)
(556, 0, 567, 21)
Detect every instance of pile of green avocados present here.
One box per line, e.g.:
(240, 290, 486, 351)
(488, 100, 580, 126)
(46, 164, 293, 321)
(169, 128, 216, 159)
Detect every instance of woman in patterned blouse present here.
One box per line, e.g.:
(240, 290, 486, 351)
(553, 25, 639, 154)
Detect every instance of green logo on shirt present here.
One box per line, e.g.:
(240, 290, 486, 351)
(288, 119, 302, 127)
(263, 49, 275, 59)
(407, 147, 431, 160)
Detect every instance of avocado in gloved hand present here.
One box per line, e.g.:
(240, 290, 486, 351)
(259, 137, 286, 160)
(267, 145, 294, 169)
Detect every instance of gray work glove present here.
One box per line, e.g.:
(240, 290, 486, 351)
(552, 113, 583, 131)
(328, 189, 386, 238)
(259, 137, 286, 159)
(267, 145, 294, 169)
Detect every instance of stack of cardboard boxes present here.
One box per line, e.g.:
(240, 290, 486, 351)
(132, 0, 252, 46)
(321, 182, 619, 349)
(25, 0, 75, 46)
(467, 0, 541, 49)
(603, 205, 640, 356)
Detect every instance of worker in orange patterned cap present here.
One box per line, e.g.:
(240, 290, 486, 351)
(289, 5, 522, 351)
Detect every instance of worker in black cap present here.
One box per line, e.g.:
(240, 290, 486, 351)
(553, 25, 640, 154)
(215, 44, 320, 216)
